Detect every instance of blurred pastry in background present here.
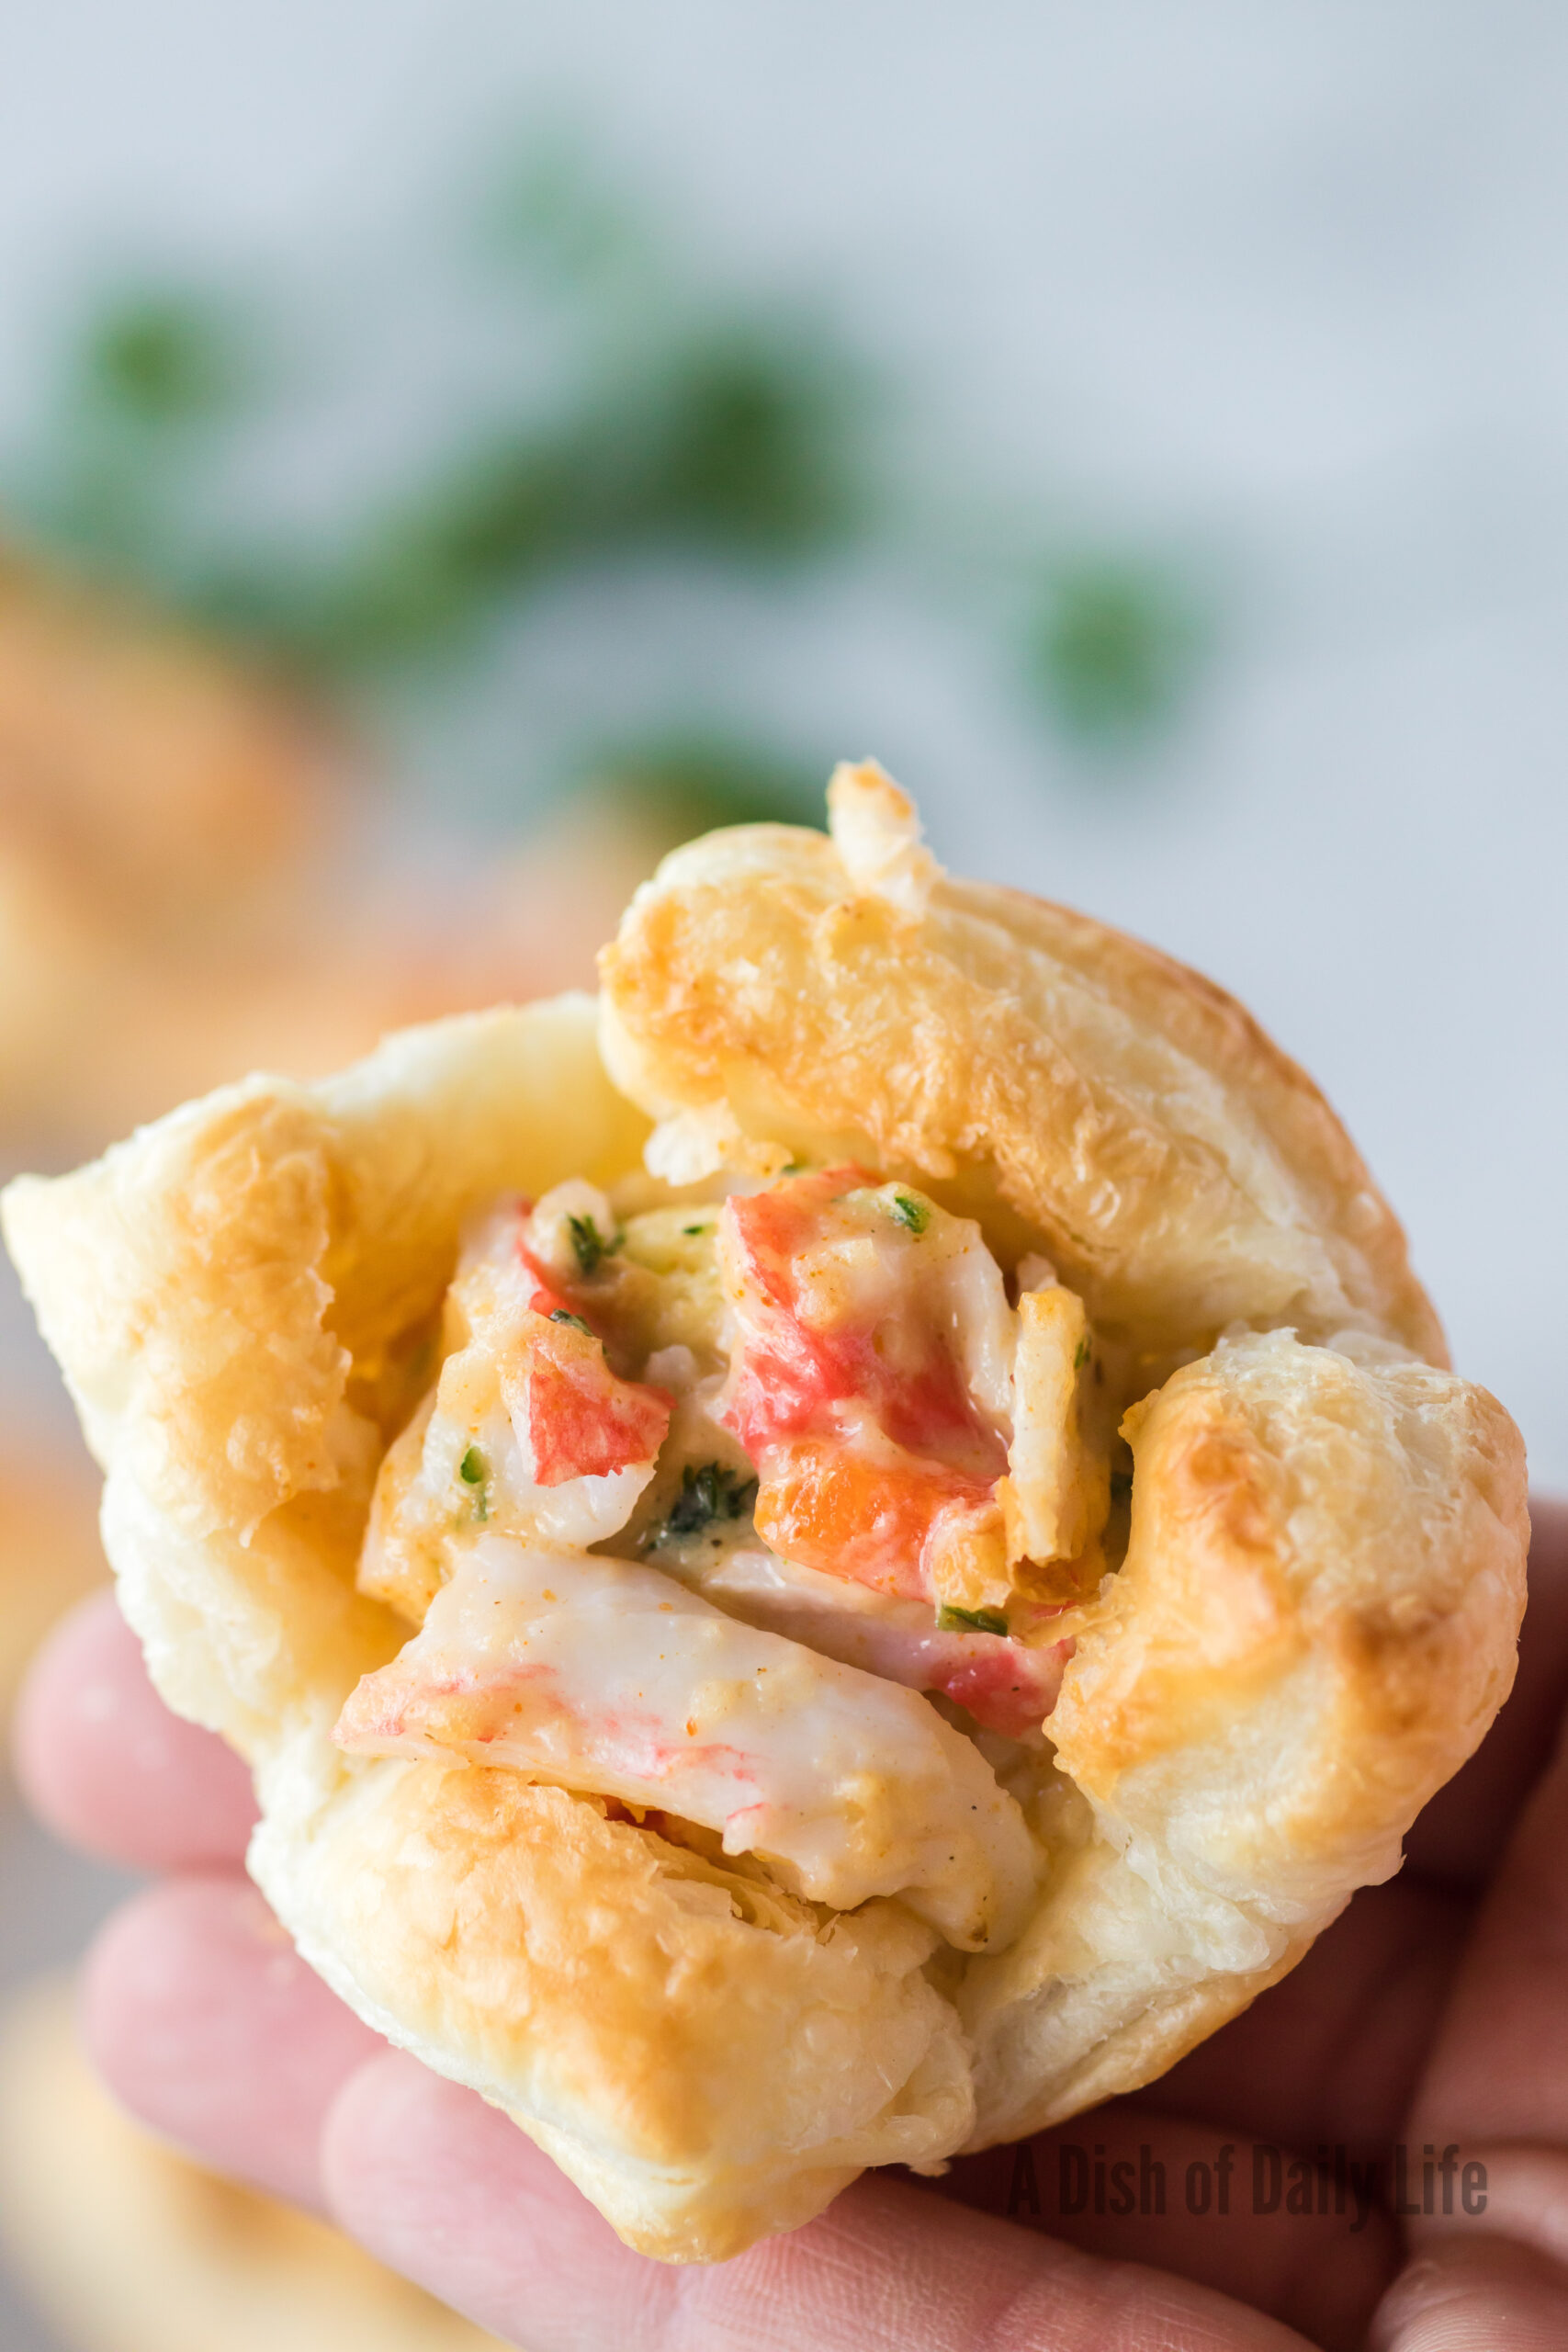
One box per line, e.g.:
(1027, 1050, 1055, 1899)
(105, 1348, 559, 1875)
(249, 735, 831, 1069)
(0, 549, 336, 930)
(0, 550, 740, 1162)
(34, 777, 683, 1157)
(0, 1433, 106, 1733)
(0, 548, 356, 1157)
(0, 1979, 511, 2352)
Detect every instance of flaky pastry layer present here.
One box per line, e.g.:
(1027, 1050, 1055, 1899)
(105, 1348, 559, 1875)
(2, 772, 1528, 2260)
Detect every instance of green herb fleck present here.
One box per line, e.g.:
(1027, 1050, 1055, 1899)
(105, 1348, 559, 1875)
(682, 1221, 710, 1237)
(549, 1308, 594, 1337)
(1073, 1337, 1089, 1371)
(889, 1192, 930, 1235)
(651, 1462, 758, 1546)
(567, 1213, 619, 1276)
(1110, 1470, 1134, 1505)
(937, 1604, 1010, 1636)
(459, 1445, 489, 1521)
(1032, 558, 1208, 744)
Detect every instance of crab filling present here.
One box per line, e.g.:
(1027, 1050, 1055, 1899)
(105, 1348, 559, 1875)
(337, 1165, 1114, 1951)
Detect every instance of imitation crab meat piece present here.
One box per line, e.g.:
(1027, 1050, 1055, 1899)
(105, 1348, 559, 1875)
(716, 1168, 1016, 1608)
(335, 1537, 1037, 1952)
(358, 1200, 671, 1620)
(698, 1544, 1072, 1743)
(745, 1435, 1003, 1608)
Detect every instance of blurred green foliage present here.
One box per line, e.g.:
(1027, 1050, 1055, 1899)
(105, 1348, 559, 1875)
(0, 126, 1214, 812)
(287, 323, 865, 672)
(17, 294, 862, 679)
(477, 134, 649, 290)
(1032, 558, 1209, 745)
(82, 293, 247, 425)
(578, 730, 829, 837)
(26, 288, 254, 575)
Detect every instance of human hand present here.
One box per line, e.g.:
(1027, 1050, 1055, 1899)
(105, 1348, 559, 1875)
(13, 1500, 1568, 2352)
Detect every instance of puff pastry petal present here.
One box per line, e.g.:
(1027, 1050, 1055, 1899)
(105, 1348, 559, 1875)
(2, 778, 1529, 2261)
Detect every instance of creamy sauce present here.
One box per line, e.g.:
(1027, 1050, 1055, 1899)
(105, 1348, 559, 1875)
(688, 1545, 1072, 1745)
(342, 1167, 1112, 1952)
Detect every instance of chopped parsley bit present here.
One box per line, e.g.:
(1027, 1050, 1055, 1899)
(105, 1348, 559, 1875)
(650, 1461, 758, 1546)
(937, 1604, 1010, 1637)
(1110, 1469, 1134, 1504)
(567, 1213, 619, 1277)
(459, 1446, 489, 1521)
(549, 1307, 594, 1337)
(889, 1192, 930, 1235)
(682, 1221, 710, 1237)
(1073, 1337, 1090, 1371)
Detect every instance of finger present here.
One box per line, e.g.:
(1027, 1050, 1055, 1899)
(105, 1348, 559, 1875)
(12, 1588, 256, 1869)
(1404, 2144, 1568, 2272)
(1370, 2233, 1568, 2351)
(1145, 1878, 1466, 2154)
(1404, 1498, 1568, 1891)
(81, 1871, 381, 2210)
(322, 2050, 1319, 2352)
(929, 2112, 1396, 2352)
(1408, 1706, 1568, 2150)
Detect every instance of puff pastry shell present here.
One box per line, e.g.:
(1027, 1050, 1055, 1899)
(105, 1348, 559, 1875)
(3, 767, 1528, 2261)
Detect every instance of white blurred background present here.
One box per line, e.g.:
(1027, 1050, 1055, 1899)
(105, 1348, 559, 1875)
(0, 6, 1562, 2346)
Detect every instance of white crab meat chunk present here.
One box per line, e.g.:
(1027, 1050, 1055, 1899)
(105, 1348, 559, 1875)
(335, 1537, 1037, 1952)
(694, 1544, 1071, 1745)
(359, 1198, 672, 1621)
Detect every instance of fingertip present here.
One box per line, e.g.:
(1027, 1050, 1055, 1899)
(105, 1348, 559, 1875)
(1405, 2143, 1568, 2275)
(82, 1871, 382, 2210)
(320, 2050, 522, 2233)
(1371, 2231, 1568, 2350)
(12, 1587, 257, 1869)
(321, 2051, 659, 2346)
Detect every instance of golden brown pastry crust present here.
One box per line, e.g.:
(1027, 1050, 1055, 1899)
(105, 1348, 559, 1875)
(1, 780, 1529, 2261)
(955, 1326, 1524, 2145)
(599, 816, 1444, 1362)
(2, 1000, 974, 2259)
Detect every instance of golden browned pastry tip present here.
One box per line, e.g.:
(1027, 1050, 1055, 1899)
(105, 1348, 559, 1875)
(1, 762, 1528, 2261)
(0, 1980, 510, 2352)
